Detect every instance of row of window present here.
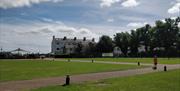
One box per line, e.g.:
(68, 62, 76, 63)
(56, 42, 81, 45)
(56, 48, 73, 51)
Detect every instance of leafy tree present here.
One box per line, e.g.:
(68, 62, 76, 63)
(141, 24, 151, 52)
(154, 18, 179, 56)
(114, 32, 130, 56)
(96, 35, 113, 53)
(148, 27, 156, 53)
(129, 30, 140, 56)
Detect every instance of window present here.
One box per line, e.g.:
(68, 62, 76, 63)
(57, 48, 60, 50)
(56, 42, 59, 45)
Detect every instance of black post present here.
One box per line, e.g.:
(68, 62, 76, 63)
(164, 66, 167, 71)
(138, 62, 140, 66)
(92, 60, 94, 63)
(65, 75, 70, 85)
(152, 66, 157, 70)
(68, 59, 70, 62)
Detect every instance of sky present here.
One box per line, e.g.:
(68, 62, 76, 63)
(0, 0, 180, 53)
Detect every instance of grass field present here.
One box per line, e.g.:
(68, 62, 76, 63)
(32, 69, 180, 91)
(61, 58, 180, 64)
(0, 59, 141, 82)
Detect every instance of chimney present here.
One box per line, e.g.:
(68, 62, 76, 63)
(74, 37, 77, 41)
(92, 38, 95, 42)
(53, 35, 55, 40)
(83, 37, 86, 41)
(63, 36, 67, 40)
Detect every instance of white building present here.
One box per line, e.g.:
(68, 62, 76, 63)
(51, 36, 95, 55)
(138, 45, 146, 53)
(113, 47, 122, 56)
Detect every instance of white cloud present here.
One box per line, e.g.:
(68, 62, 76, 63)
(79, 28, 91, 34)
(127, 22, 147, 28)
(42, 17, 54, 22)
(121, 0, 139, 8)
(0, 0, 63, 9)
(18, 21, 99, 38)
(160, 17, 178, 23)
(0, 19, 99, 53)
(100, 0, 120, 8)
(168, 2, 180, 14)
(107, 18, 114, 22)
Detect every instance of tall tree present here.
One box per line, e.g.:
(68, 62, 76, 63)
(114, 32, 130, 56)
(129, 30, 140, 56)
(153, 18, 179, 56)
(142, 24, 151, 52)
(175, 17, 180, 54)
(148, 27, 156, 52)
(96, 35, 113, 53)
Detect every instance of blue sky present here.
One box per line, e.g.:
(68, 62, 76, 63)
(0, 0, 179, 53)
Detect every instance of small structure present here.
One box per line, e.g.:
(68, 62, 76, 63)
(164, 66, 167, 71)
(102, 53, 113, 57)
(138, 45, 146, 53)
(10, 48, 30, 55)
(138, 62, 140, 66)
(92, 59, 94, 63)
(63, 75, 70, 86)
(113, 47, 122, 57)
(40, 55, 46, 59)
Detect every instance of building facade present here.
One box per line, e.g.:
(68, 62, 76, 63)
(51, 36, 95, 55)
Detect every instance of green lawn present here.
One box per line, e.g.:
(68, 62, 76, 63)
(0, 59, 141, 82)
(32, 69, 180, 91)
(62, 58, 180, 64)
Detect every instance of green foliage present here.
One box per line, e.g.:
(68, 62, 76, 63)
(114, 32, 130, 56)
(129, 30, 140, 56)
(113, 17, 180, 57)
(96, 35, 113, 53)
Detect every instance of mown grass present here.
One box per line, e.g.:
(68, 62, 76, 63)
(32, 69, 180, 91)
(61, 58, 180, 64)
(0, 59, 141, 82)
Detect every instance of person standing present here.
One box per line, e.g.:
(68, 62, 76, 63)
(153, 55, 158, 70)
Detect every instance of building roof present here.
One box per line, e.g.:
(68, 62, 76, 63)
(53, 38, 95, 44)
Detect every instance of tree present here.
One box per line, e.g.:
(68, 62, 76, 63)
(154, 18, 179, 56)
(148, 27, 156, 54)
(114, 32, 130, 56)
(175, 17, 180, 56)
(141, 24, 151, 52)
(129, 30, 140, 56)
(96, 35, 113, 53)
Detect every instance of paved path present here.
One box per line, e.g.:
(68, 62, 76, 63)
(0, 63, 180, 91)
(52, 58, 154, 66)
